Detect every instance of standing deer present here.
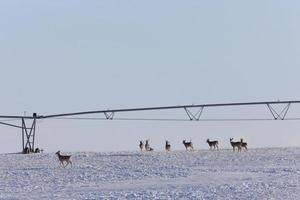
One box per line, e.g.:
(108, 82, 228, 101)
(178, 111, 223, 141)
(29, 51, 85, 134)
(230, 138, 242, 152)
(145, 140, 154, 151)
(183, 140, 194, 151)
(165, 140, 171, 151)
(139, 141, 144, 151)
(56, 151, 72, 168)
(206, 139, 219, 150)
(241, 138, 248, 151)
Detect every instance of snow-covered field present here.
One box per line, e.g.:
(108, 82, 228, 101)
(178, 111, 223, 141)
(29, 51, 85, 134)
(0, 148, 299, 200)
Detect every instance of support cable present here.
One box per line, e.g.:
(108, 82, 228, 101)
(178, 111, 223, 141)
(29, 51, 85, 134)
(44, 116, 300, 122)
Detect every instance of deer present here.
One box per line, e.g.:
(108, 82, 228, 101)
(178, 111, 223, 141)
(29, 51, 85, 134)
(148, 147, 154, 151)
(145, 140, 154, 151)
(230, 138, 242, 152)
(206, 139, 219, 150)
(139, 141, 144, 151)
(165, 140, 171, 151)
(145, 140, 150, 151)
(240, 138, 248, 151)
(56, 151, 72, 168)
(183, 140, 194, 151)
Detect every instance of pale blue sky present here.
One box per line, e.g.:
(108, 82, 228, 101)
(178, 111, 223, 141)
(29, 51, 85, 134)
(1, 1, 300, 153)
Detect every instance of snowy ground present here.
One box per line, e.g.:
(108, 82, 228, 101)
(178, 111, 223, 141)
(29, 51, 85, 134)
(0, 148, 299, 200)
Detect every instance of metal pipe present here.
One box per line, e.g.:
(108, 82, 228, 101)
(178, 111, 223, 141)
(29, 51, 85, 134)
(42, 100, 300, 119)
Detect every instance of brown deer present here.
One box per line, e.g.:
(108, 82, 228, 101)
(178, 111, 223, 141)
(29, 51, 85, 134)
(230, 138, 242, 152)
(206, 139, 219, 150)
(183, 140, 194, 151)
(165, 140, 171, 151)
(241, 138, 248, 151)
(56, 151, 72, 168)
(139, 141, 144, 151)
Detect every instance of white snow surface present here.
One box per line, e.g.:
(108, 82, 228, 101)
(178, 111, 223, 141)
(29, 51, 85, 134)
(0, 148, 300, 200)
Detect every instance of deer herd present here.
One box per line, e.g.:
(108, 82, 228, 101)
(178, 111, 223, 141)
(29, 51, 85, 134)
(139, 138, 248, 152)
(56, 138, 248, 168)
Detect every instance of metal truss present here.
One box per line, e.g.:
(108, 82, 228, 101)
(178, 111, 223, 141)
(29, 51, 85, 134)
(267, 103, 291, 120)
(184, 107, 204, 120)
(104, 111, 114, 120)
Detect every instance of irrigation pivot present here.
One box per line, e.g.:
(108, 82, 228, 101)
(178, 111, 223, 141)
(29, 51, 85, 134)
(0, 100, 300, 153)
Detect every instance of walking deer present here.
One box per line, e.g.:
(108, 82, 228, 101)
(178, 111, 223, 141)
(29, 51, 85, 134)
(183, 140, 194, 151)
(165, 140, 171, 151)
(230, 138, 242, 152)
(56, 151, 72, 168)
(241, 138, 248, 151)
(206, 139, 219, 150)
